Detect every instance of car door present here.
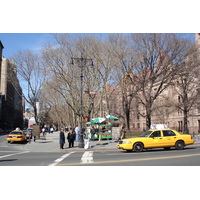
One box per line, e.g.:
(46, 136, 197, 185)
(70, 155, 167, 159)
(162, 130, 177, 146)
(146, 130, 164, 148)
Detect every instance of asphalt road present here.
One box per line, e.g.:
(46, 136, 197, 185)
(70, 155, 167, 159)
(1, 134, 200, 166)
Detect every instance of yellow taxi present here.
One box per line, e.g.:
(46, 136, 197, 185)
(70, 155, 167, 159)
(7, 129, 27, 143)
(117, 129, 194, 152)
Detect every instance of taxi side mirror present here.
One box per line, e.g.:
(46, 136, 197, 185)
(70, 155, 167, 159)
(150, 135, 154, 139)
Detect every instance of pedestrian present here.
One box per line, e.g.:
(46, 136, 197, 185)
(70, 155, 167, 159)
(50, 127, 54, 134)
(59, 128, 65, 149)
(74, 125, 80, 142)
(67, 128, 76, 148)
(42, 128, 45, 137)
(119, 124, 126, 140)
(90, 126, 96, 141)
(102, 126, 106, 133)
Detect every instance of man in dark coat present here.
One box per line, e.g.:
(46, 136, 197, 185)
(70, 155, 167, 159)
(67, 128, 76, 148)
(59, 128, 65, 149)
(90, 126, 96, 141)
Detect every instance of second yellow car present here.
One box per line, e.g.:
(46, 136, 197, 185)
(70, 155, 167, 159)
(7, 130, 27, 143)
(117, 129, 194, 152)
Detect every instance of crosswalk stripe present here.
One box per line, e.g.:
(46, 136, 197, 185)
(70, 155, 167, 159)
(0, 151, 30, 159)
(81, 151, 93, 163)
(49, 152, 75, 166)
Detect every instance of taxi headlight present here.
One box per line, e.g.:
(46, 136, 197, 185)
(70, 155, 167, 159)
(123, 141, 132, 144)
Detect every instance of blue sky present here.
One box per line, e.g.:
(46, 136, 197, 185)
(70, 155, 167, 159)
(0, 33, 107, 59)
(0, 33, 195, 59)
(0, 33, 52, 59)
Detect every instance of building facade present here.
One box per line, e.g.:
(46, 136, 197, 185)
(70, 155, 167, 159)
(107, 34, 200, 134)
(0, 40, 4, 128)
(0, 55, 23, 130)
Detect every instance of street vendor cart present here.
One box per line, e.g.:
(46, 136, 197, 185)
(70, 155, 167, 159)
(99, 131, 112, 140)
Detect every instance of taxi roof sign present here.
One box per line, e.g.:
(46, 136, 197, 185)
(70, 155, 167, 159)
(150, 124, 169, 130)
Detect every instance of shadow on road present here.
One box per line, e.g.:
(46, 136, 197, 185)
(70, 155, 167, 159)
(36, 141, 53, 144)
(120, 146, 197, 153)
(0, 159, 18, 162)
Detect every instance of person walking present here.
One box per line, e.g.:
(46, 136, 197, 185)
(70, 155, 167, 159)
(74, 125, 80, 142)
(42, 128, 45, 137)
(67, 128, 76, 148)
(50, 127, 54, 134)
(59, 128, 65, 149)
(90, 126, 96, 141)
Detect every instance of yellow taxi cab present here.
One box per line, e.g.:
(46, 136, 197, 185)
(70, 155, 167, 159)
(117, 128, 194, 152)
(7, 129, 27, 143)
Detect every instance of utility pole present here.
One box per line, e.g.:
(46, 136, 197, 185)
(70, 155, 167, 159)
(71, 53, 93, 148)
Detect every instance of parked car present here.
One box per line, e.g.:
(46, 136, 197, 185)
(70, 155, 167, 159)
(117, 129, 194, 152)
(23, 129, 32, 139)
(7, 130, 27, 143)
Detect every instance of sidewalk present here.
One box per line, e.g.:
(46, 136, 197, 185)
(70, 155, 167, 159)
(24, 131, 200, 152)
(24, 131, 118, 152)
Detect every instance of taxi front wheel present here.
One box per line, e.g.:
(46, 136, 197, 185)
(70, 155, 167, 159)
(133, 142, 144, 152)
(175, 141, 185, 150)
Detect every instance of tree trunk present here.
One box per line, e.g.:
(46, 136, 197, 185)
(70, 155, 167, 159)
(146, 105, 152, 130)
(183, 108, 189, 134)
(125, 110, 130, 131)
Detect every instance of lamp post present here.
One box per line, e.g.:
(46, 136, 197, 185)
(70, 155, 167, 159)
(71, 54, 93, 148)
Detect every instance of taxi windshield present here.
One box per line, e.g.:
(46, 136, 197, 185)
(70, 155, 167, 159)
(139, 131, 152, 137)
(10, 132, 22, 135)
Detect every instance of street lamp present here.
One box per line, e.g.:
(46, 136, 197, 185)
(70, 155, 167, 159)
(71, 54, 93, 148)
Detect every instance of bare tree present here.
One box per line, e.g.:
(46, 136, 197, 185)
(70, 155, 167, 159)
(130, 33, 193, 129)
(13, 50, 46, 123)
(78, 34, 119, 118)
(172, 45, 200, 134)
(107, 34, 140, 131)
(41, 34, 108, 126)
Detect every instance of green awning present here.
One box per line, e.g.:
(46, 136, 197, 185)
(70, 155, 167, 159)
(106, 115, 118, 121)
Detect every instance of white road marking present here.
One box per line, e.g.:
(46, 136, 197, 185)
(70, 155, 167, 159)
(0, 151, 30, 159)
(49, 152, 74, 166)
(0, 151, 23, 152)
(81, 151, 93, 163)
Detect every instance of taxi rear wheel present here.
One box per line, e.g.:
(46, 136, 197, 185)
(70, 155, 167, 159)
(175, 141, 185, 150)
(133, 142, 144, 152)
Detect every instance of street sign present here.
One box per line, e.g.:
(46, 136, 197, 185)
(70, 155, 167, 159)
(33, 124, 40, 136)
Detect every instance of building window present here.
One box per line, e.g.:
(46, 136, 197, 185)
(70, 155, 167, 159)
(178, 96, 181, 103)
(197, 104, 200, 113)
(178, 121, 183, 132)
(137, 123, 140, 129)
(143, 123, 146, 131)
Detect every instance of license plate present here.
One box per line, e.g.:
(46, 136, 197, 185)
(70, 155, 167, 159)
(12, 136, 17, 138)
